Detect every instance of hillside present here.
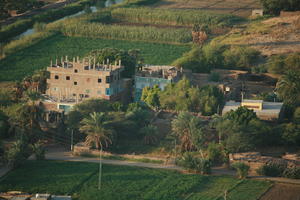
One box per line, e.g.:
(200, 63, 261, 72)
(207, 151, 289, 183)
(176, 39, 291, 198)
(214, 13, 300, 56)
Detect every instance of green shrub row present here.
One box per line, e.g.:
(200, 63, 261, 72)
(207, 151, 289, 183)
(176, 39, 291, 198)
(60, 21, 192, 43)
(0, 0, 95, 43)
(111, 7, 244, 27)
(257, 161, 300, 179)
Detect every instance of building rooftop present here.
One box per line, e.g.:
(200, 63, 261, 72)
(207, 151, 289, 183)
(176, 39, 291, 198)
(222, 100, 284, 120)
(136, 65, 182, 80)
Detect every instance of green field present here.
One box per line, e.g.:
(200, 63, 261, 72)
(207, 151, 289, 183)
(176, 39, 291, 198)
(0, 160, 271, 200)
(0, 34, 190, 81)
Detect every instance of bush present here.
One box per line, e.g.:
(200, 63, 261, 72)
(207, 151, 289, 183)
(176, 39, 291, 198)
(256, 161, 287, 177)
(32, 141, 46, 160)
(232, 162, 250, 179)
(283, 167, 300, 179)
(177, 152, 211, 174)
(207, 143, 226, 165)
(5, 139, 30, 168)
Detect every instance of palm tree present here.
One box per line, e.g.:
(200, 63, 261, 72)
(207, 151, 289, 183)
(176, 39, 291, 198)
(80, 112, 113, 150)
(171, 112, 204, 152)
(276, 70, 300, 105)
(139, 125, 159, 145)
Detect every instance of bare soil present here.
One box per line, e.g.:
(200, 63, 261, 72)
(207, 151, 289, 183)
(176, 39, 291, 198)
(150, 0, 262, 17)
(260, 183, 300, 200)
(219, 14, 300, 55)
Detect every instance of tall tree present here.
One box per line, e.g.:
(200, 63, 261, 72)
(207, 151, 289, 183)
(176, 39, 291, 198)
(276, 70, 300, 105)
(171, 112, 205, 152)
(80, 112, 113, 150)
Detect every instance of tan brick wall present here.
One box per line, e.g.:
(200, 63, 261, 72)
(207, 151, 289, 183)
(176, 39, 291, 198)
(46, 60, 124, 101)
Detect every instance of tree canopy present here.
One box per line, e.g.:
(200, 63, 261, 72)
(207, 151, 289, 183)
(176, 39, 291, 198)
(260, 0, 300, 15)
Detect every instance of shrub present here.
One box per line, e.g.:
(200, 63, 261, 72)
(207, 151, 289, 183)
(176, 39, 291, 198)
(177, 152, 211, 174)
(207, 143, 226, 165)
(283, 166, 300, 179)
(5, 139, 30, 168)
(256, 161, 287, 177)
(232, 162, 250, 179)
(32, 141, 46, 160)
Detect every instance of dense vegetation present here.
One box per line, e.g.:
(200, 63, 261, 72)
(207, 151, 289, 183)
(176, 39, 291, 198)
(111, 8, 243, 27)
(141, 78, 224, 115)
(0, 160, 271, 200)
(0, 34, 189, 81)
(172, 43, 261, 73)
(0, 0, 96, 43)
(260, 0, 300, 15)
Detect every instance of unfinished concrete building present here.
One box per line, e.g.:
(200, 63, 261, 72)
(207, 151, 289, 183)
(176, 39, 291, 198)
(134, 65, 183, 101)
(44, 56, 125, 112)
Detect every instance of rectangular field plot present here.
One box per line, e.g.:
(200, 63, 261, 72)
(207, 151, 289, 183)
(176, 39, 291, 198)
(0, 34, 190, 81)
(151, 0, 262, 17)
(0, 161, 271, 200)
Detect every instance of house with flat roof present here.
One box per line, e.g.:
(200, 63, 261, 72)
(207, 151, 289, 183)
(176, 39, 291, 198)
(222, 99, 284, 121)
(134, 65, 182, 101)
(44, 56, 127, 112)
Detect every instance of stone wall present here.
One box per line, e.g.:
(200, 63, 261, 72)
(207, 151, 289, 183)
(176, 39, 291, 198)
(280, 11, 300, 17)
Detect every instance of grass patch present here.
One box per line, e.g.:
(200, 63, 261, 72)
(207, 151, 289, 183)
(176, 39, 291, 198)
(79, 152, 164, 164)
(0, 34, 190, 81)
(0, 160, 271, 200)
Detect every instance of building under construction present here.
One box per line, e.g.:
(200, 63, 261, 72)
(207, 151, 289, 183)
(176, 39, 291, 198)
(44, 56, 130, 113)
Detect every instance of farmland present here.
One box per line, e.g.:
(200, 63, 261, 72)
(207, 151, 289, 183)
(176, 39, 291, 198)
(151, 0, 262, 17)
(0, 34, 190, 81)
(0, 160, 271, 200)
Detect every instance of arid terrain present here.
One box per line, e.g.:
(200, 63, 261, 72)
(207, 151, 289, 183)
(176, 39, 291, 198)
(260, 183, 300, 200)
(216, 14, 300, 55)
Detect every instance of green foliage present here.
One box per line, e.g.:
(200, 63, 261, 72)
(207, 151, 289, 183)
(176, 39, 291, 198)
(33, 22, 47, 33)
(177, 152, 212, 174)
(31, 141, 45, 160)
(173, 44, 260, 72)
(257, 161, 287, 177)
(5, 138, 30, 168)
(155, 78, 223, 115)
(111, 8, 243, 27)
(139, 125, 159, 145)
(0, 88, 14, 106)
(0, 0, 92, 43)
(172, 112, 205, 151)
(283, 166, 300, 179)
(207, 143, 227, 165)
(60, 21, 192, 44)
(293, 107, 300, 124)
(216, 107, 271, 153)
(87, 48, 141, 78)
(0, 160, 271, 199)
(223, 46, 260, 69)
(0, 34, 189, 81)
(208, 71, 220, 82)
(232, 162, 250, 179)
(276, 70, 300, 105)
(141, 85, 161, 109)
(282, 123, 300, 146)
(0, 110, 9, 138)
(267, 53, 300, 74)
(260, 0, 300, 15)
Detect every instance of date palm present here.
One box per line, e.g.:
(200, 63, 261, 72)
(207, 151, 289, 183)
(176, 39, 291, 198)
(276, 70, 300, 105)
(80, 112, 113, 150)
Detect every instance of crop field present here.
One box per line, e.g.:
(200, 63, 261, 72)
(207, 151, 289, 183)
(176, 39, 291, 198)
(151, 0, 262, 17)
(0, 34, 190, 81)
(0, 160, 271, 200)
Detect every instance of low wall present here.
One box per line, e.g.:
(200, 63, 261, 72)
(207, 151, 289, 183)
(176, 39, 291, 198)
(280, 11, 300, 17)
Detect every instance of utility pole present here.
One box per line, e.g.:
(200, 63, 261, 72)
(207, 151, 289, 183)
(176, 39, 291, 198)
(98, 147, 102, 190)
(70, 129, 74, 151)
